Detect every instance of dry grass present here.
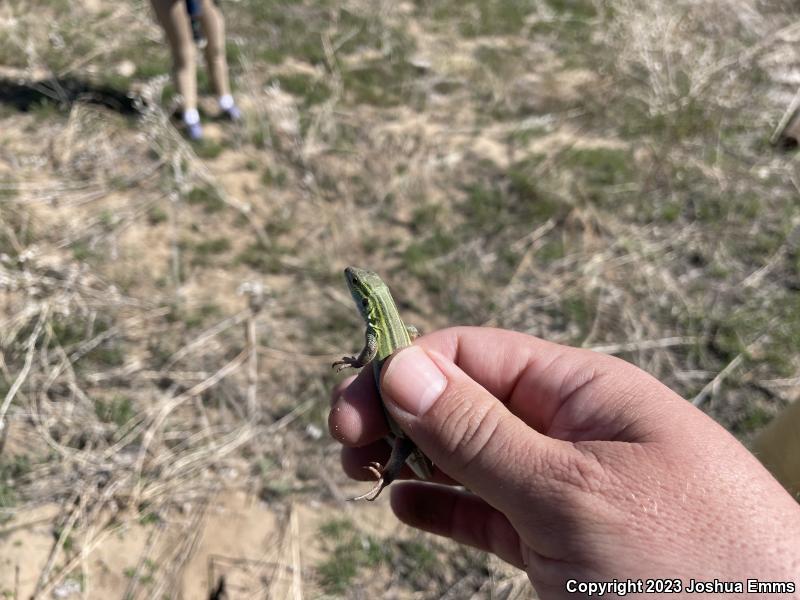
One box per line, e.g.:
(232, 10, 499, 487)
(1, 0, 800, 597)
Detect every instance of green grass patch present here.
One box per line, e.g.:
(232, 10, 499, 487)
(193, 237, 231, 255)
(242, 0, 329, 66)
(258, 478, 295, 502)
(138, 511, 161, 526)
(473, 44, 525, 77)
(0, 177, 18, 201)
(95, 395, 135, 427)
(225, 41, 244, 71)
(194, 139, 224, 160)
(71, 240, 97, 262)
(343, 59, 418, 108)
(166, 303, 222, 330)
(443, 0, 537, 37)
(0, 456, 31, 517)
(560, 294, 595, 341)
(133, 54, 172, 80)
(264, 213, 294, 239)
(190, 236, 232, 266)
(461, 165, 562, 235)
(397, 159, 567, 319)
(261, 166, 288, 188)
(617, 97, 718, 143)
(562, 147, 634, 188)
(237, 241, 284, 273)
(272, 73, 331, 106)
(427, 0, 596, 37)
(316, 519, 455, 594)
(52, 318, 91, 347)
(242, 1, 413, 68)
(402, 229, 458, 274)
(52, 315, 112, 349)
(185, 185, 225, 213)
(147, 206, 168, 225)
(545, 0, 597, 18)
(123, 558, 156, 586)
(734, 405, 772, 434)
(316, 518, 389, 595)
(334, 9, 413, 57)
(86, 341, 125, 368)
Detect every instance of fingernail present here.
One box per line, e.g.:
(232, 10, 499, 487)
(382, 346, 447, 416)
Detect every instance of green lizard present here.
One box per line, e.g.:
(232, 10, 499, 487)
(333, 266, 433, 501)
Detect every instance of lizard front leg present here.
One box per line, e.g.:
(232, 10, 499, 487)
(332, 328, 378, 372)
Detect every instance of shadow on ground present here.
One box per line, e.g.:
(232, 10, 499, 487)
(0, 74, 137, 113)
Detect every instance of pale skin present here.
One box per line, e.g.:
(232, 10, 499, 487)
(328, 327, 800, 599)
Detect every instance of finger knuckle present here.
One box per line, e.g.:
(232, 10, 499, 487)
(435, 391, 503, 471)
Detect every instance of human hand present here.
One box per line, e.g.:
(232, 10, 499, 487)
(329, 327, 800, 598)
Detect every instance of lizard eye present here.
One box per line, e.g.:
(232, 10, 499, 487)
(361, 298, 369, 308)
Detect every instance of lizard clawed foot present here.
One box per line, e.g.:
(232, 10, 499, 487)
(349, 462, 388, 502)
(349, 438, 417, 502)
(332, 356, 359, 372)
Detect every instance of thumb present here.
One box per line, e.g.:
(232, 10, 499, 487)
(380, 345, 566, 513)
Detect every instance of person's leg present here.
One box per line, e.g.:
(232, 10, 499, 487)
(199, 0, 240, 119)
(150, 0, 203, 138)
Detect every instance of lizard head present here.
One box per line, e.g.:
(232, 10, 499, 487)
(344, 266, 387, 319)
